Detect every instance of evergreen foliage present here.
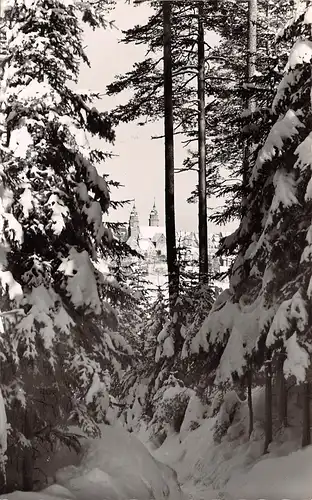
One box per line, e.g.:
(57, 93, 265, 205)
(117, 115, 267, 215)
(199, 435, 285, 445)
(192, 2, 312, 449)
(0, 0, 133, 489)
(3, 0, 312, 489)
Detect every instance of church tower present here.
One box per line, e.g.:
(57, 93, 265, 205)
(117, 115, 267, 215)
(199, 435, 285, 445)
(149, 199, 159, 227)
(128, 202, 140, 238)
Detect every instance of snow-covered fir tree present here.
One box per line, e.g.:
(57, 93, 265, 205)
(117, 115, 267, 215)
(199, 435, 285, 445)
(107, 254, 151, 356)
(193, 4, 312, 448)
(119, 285, 169, 433)
(0, 0, 134, 490)
(120, 245, 216, 441)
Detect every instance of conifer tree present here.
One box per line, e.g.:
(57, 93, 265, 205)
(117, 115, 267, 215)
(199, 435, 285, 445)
(107, 253, 151, 353)
(163, 0, 179, 315)
(107, 1, 220, 287)
(0, 0, 133, 489)
(119, 285, 169, 432)
(193, 3, 312, 451)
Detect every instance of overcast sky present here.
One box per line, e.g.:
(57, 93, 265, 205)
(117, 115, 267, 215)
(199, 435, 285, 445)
(79, 1, 238, 234)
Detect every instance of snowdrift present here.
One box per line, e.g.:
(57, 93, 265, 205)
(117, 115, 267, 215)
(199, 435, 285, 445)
(0, 485, 75, 500)
(56, 423, 184, 500)
(150, 390, 312, 500)
(226, 446, 312, 500)
(1, 423, 184, 500)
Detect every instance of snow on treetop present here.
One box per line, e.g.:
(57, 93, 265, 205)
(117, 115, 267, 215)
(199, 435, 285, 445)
(271, 169, 299, 211)
(58, 249, 102, 315)
(75, 154, 110, 206)
(192, 298, 237, 354)
(266, 292, 308, 357)
(12, 80, 62, 106)
(272, 39, 312, 113)
(250, 110, 303, 186)
(215, 326, 246, 383)
(155, 321, 175, 361)
(85, 371, 110, 408)
(284, 332, 309, 382)
(71, 349, 101, 388)
(0, 270, 22, 301)
(295, 132, 312, 171)
(47, 194, 69, 235)
(301, 225, 312, 263)
(9, 126, 33, 159)
(15, 285, 73, 360)
(161, 336, 174, 358)
(19, 184, 33, 218)
(266, 298, 293, 349)
(83, 201, 105, 243)
(2, 212, 23, 245)
(58, 115, 89, 152)
(192, 286, 277, 384)
(53, 304, 75, 336)
(287, 39, 312, 70)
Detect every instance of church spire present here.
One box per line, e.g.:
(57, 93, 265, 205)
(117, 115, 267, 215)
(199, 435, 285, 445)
(129, 200, 140, 238)
(149, 199, 159, 227)
(130, 200, 138, 215)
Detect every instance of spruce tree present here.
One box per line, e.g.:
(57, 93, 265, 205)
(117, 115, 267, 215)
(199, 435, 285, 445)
(107, 1, 221, 286)
(193, 3, 312, 450)
(0, 0, 132, 489)
(119, 285, 169, 432)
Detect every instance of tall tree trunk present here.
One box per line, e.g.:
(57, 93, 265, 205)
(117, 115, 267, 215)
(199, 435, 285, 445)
(265, 0, 270, 79)
(197, 0, 208, 284)
(246, 0, 257, 113)
(264, 352, 272, 454)
(163, 1, 179, 315)
(302, 381, 311, 447)
(22, 409, 33, 491)
(242, 0, 257, 214)
(0, 12, 7, 150)
(247, 365, 254, 438)
(277, 353, 288, 427)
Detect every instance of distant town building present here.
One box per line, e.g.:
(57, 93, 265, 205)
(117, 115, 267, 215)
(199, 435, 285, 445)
(115, 202, 234, 291)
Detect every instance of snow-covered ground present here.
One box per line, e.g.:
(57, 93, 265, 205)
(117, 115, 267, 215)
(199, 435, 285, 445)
(143, 389, 312, 500)
(2, 389, 312, 500)
(55, 423, 184, 500)
(0, 423, 184, 500)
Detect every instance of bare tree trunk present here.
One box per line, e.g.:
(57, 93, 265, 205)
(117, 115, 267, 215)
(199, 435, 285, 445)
(242, 0, 257, 214)
(265, 0, 270, 78)
(277, 353, 288, 427)
(302, 381, 311, 447)
(247, 366, 254, 438)
(22, 410, 33, 491)
(236, 375, 246, 401)
(246, 0, 257, 112)
(163, 1, 179, 315)
(197, 0, 208, 285)
(264, 353, 273, 454)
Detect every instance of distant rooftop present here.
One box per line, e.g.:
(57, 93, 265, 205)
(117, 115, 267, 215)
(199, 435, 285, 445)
(139, 226, 165, 240)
